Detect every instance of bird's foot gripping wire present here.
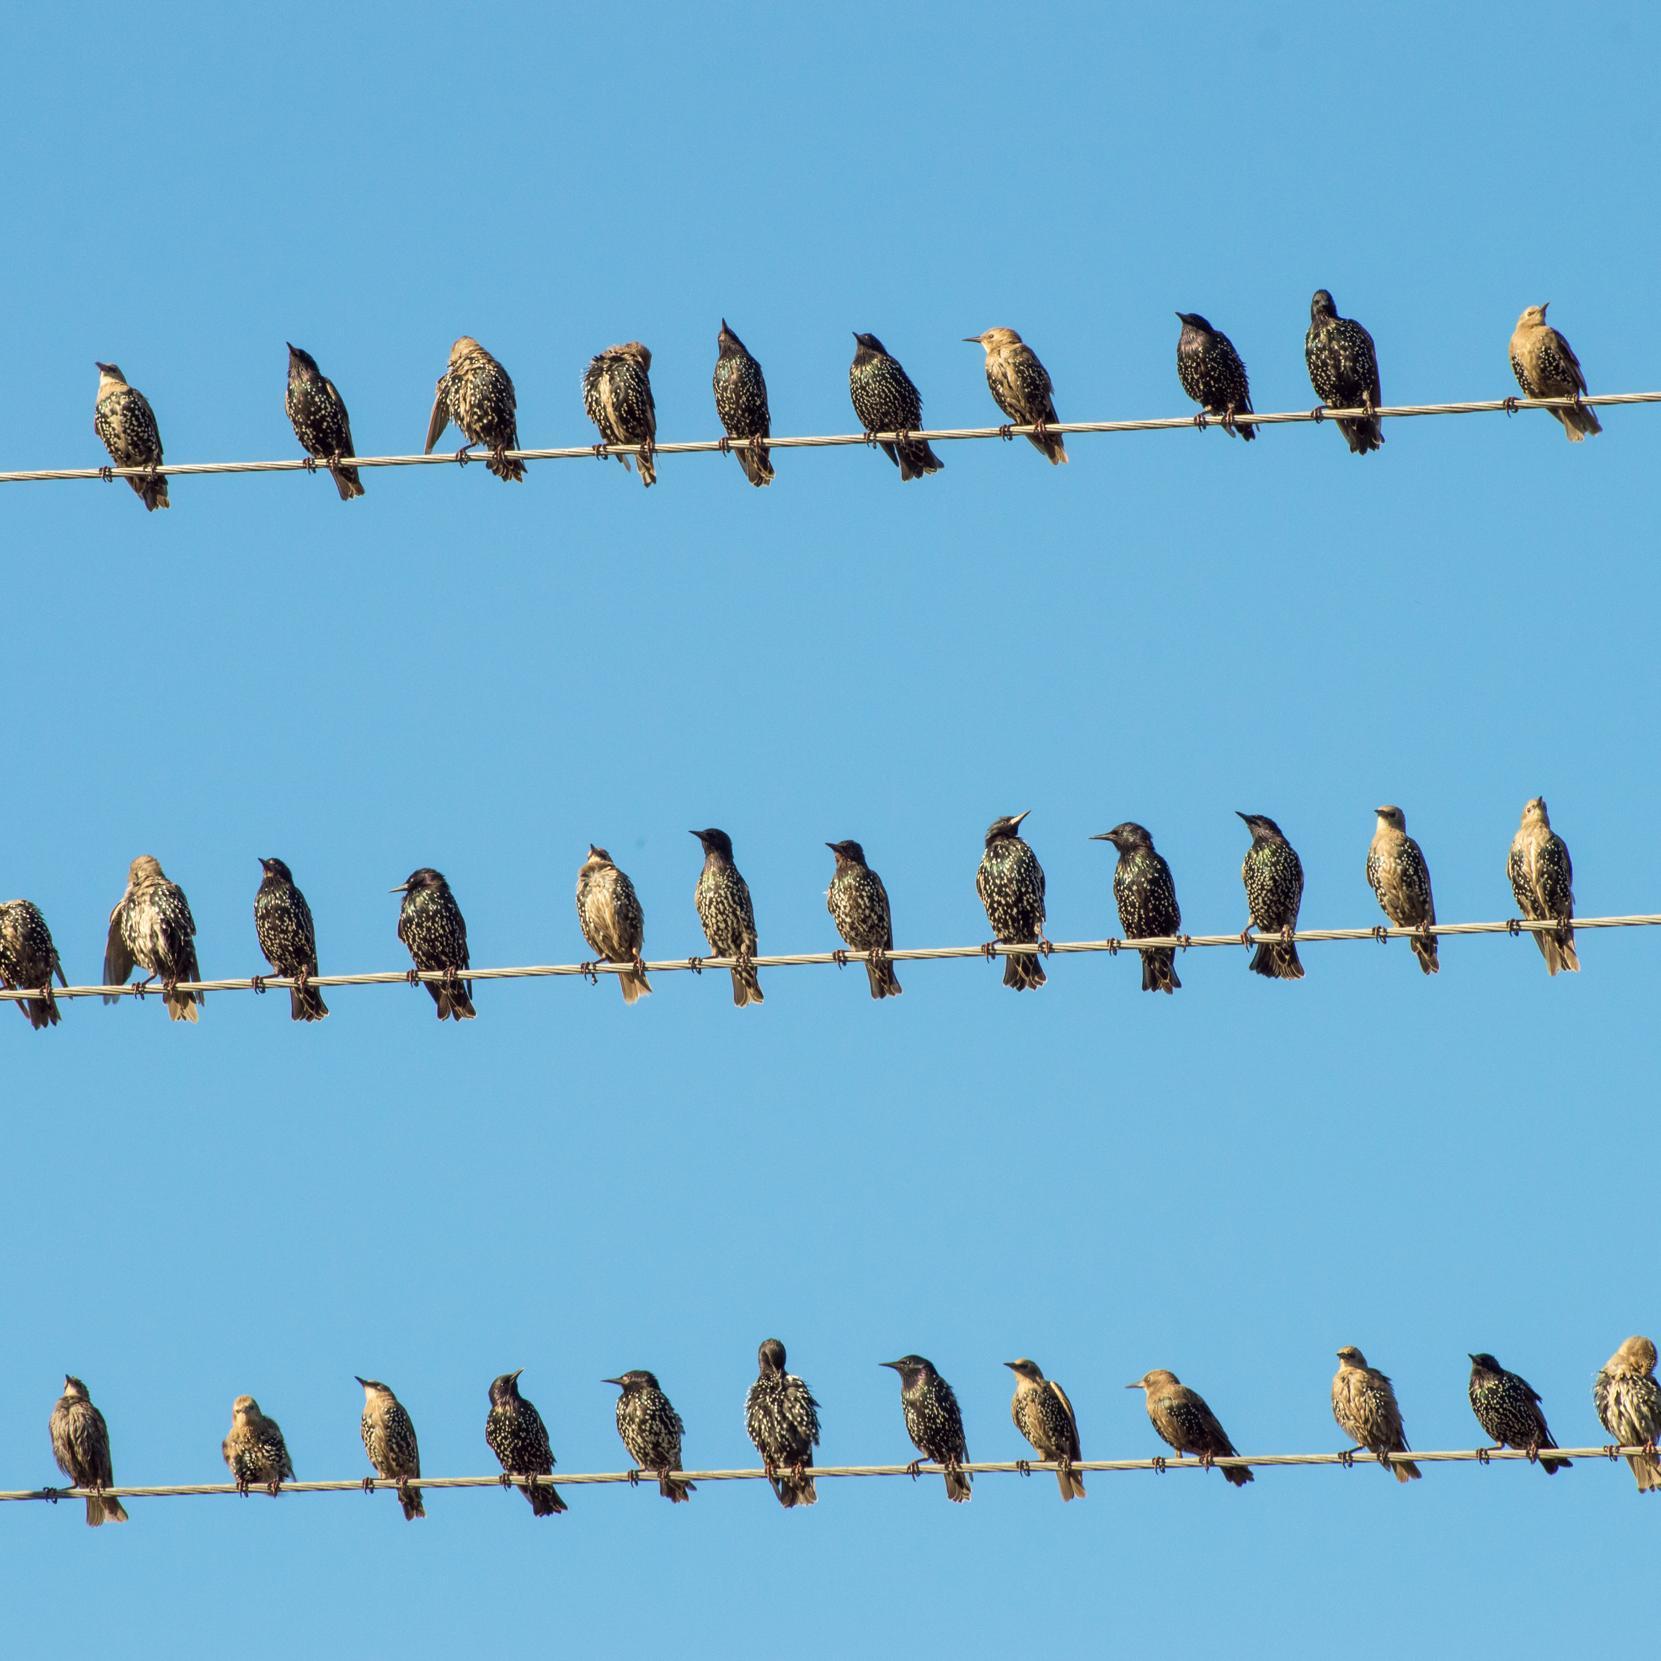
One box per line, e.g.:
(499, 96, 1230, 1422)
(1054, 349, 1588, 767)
(1476, 1446, 1493, 1465)
(1177, 934, 1194, 954)
(861, 429, 878, 449)
(1603, 1443, 1622, 1461)
(454, 445, 473, 466)
(1337, 1447, 1356, 1469)
(1310, 405, 1327, 424)
(405, 967, 421, 988)
(1192, 410, 1209, 432)
(981, 940, 1000, 963)
(1151, 1456, 1167, 1475)
(250, 976, 267, 994)
(490, 445, 510, 474)
(831, 949, 849, 969)
(1198, 1451, 1216, 1471)
(1505, 917, 1523, 937)
(631, 954, 648, 978)
(578, 961, 598, 986)
(686, 956, 703, 975)
(1221, 410, 1239, 437)
(98, 465, 114, 483)
(790, 1461, 809, 1487)
(1016, 1459, 1032, 1478)
(626, 1468, 640, 1487)
(1372, 925, 1389, 945)
(361, 1476, 376, 1494)
(498, 1471, 514, 1489)
(40, 1486, 61, 1504)
(1239, 926, 1255, 949)
(905, 1459, 923, 1481)
(1502, 395, 1519, 417)
(1524, 1443, 1540, 1466)
(267, 1478, 283, 1497)
(997, 423, 1015, 443)
(235, 1476, 251, 1496)
(301, 455, 318, 474)
(1038, 936, 1054, 957)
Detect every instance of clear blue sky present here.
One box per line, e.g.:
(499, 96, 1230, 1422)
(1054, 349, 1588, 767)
(5, 4, 1657, 1654)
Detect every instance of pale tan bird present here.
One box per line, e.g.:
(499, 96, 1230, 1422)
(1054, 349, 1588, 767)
(1509, 304, 1601, 441)
(104, 855, 203, 1020)
(582, 342, 657, 486)
(49, 1375, 129, 1525)
(1593, 1336, 1661, 1494)
(1331, 1346, 1421, 1483)
(575, 846, 651, 1003)
(425, 336, 525, 480)
(1005, 1358, 1085, 1500)
(1366, 806, 1438, 975)
(964, 328, 1067, 464)
(1126, 1368, 1253, 1486)
(93, 362, 169, 510)
(1507, 797, 1578, 975)
(222, 1394, 294, 1495)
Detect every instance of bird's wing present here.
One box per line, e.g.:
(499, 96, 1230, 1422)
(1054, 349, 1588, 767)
(424, 378, 450, 454)
(103, 903, 134, 994)
(1049, 1379, 1083, 1461)
(1555, 330, 1589, 393)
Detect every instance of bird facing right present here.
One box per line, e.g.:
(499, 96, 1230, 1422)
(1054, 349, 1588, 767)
(1467, 1352, 1571, 1472)
(575, 846, 651, 1003)
(1507, 797, 1578, 974)
(881, 1355, 971, 1501)
(424, 336, 525, 481)
(964, 327, 1067, 463)
(1006, 1357, 1085, 1500)
(583, 342, 658, 486)
(222, 1394, 295, 1495)
(284, 343, 364, 499)
(93, 362, 169, 510)
(1094, 822, 1182, 993)
(49, 1375, 129, 1525)
(1593, 1335, 1661, 1494)
(1237, 812, 1304, 980)
(1331, 1347, 1421, 1482)
(392, 868, 475, 1019)
(1175, 312, 1257, 440)
(254, 856, 329, 1021)
(1366, 805, 1438, 974)
(849, 333, 944, 480)
(691, 827, 764, 1006)
(712, 320, 773, 486)
(826, 839, 902, 999)
(0, 898, 67, 1030)
(605, 1370, 695, 1502)
(484, 1369, 568, 1515)
(976, 812, 1047, 990)
(356, 1376, 425, 1519)
(1126, 1368, 1254, 1485)
(744, 1338, 821, 1508)
(104, 855, 203, 1020)
(1305, 290, 1384, 454)
(1509, 304, 1602, 441)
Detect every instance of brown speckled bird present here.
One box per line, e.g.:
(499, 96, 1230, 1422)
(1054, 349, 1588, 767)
(605, 1370, 695, 1502)
(583, 342, 657, 486)
(1127, 1369, 1253, 1486)
(1507, 797, 1578, 975)
(826, 840, 901, 999)
(1367, 805, 1438, 974)
(1509, 304, 1601, 441)
(222, 1395, 294, 1495)
(691, 827, 763, 1007)
(965, 328, 1066, 464)
(1331, 1347, 1421, 1482)
(1006, 1358, 1084, 1500)
(104, 855, 203, 1020)
(0, 899, 68, 1029)
(425, 336, 525, 481)
(49, 1376, 128, 1525)
(93, 362, 168, 510)
(576, 846, 651, 1003)
(357, 1377, 424, 1519)
(1593, 1336, 1661, 1494)
(976, 812, 1047, 991)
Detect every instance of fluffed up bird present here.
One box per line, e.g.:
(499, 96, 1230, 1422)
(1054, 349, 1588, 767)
(1305, 290, 1383, 454)
(1367, 806, 1438, 974)
(826, 840, 901, 999)
(1094, 822, 1182, 993)
(965, 327, 1067, 463)
(576, 846, 651, 1003)
(104, 855, 202, 1020)
(1508, 797, 1578, 974)
(93, 362, 168, 510)
(605, 1371, 695, 1502)
(285, 344, 364, 498)
(222, 1395, 295, 1495)
(976, 812, 1047, 990)
(882, 1355, 971, 1502)
(392, 868, 475, 1019)
(583, 342, 657, 486)
(357, 1377, 424, 1519)
(1127, 1369, 1254, 1485)
(425, 337, 525, 481)
(713, 320, 773, 486)
(1175, 313, 1257, 440)
(0, 899, 67, 1030)
(1006, 1358, 1085, 1500)
(49, 1376, 128, 1526)
(485, 1369, 567, 1515)
(1331, 1347, 1421, 1482)
(1593, 1336, 1661, 1494)
(1467, 1353, 1571, 1473)
(254, 857, 328, 1021)
(849, 333, 943, 480)
(1509, 304, 1602, 441)
(744, 1338, 821, 1508)
(1237, 813, 1304, 980)
(691, 828, 763, 1007)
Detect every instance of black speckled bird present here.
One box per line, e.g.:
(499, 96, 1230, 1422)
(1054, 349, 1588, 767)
(605, 1370, 694, 1502)
(392, 868, 475, 1019)
(826, 840, 901, 999)
(976, 812, 1047, 990)
(1237, 812, 1304, 981)
(1006, 1358, 1084, 1500)
(1127, 1369, 1253, 1486)
(1305, 290, 1383, 454)
(1367, 805, 1437, 974)
(1467, 1353, 1570, 1473)
(104, 855, 202, 1021)
(576, 846, 651, 1004)
(745, 1338, 821, 1508)
(222, 1395, 295, 1495)
(1094, 822, 1182, 993)
(713, 320, 773, 487)
(254, 857, 328, 1021)
(424, 336, 524, 481)
(882, 1355, 971, 1501)
(0, 898, 67, 1030)
(691, 828, 763, 1007)
(49, 1376, 128, 1525)
(1508, 797, 1578, 975)
(485, 1369, 567, 1515)
(964, 327, 1066, 463)
(356, 1377, 424, 1519)
(1331, 1347, 1420, 1482)
(1175, 312, 1256, 440)
(583, 342, 657, 486)
(93, 362, 168, 510)
(1510, 304, 1601, 441)
(849, 333, 943, 480)
(285, 344, 363, 499)
(1593, 1336, 1661, 1494)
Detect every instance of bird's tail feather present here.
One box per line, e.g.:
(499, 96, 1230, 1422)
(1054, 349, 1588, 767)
(86, 1493, 128, 1525)
(739, 443, 773, 486)
(436, 981, 476, 1020)
(1555, 404, 1601, 441)
(289, 982, 330, 1021)
(399, 1483, 425, 1520)
(897, 440, 944, 481)
(1340, 418, 1384, 454)
(488, 453, 527, 483)
(1538, 928, 1579, 974)
(25, 993, 61, 1029)
(865, 959, 903, 999)
(526, 1480, 568, 1515)
(1002, 950, 1046, 990)
(331, 465, 365, 500)
(1056, 1464, 1085, 1500)
(1249, 941, 1304, 980)
(1627, 1450, 1661, 1492)
(1540, 1450, 1571, 1474)
(638, 448, 656, 487)
(1222, 1463, 1255, 1487)
(1028, 430, 1068, 464)
(1141, 948, 1181, 993)
(660, 1474, 696, 1502)
(1411, 935, 1438, 975)
(1392, 1456, 1422, 1482)
(131, 475, 169, 510)
(619, 969, 651, 1004)
(730, 967, 764, 1007)
(771, 1472, 815, 1507)
(944, 1467, 972, 1502)
(166, 989, 201, 1021)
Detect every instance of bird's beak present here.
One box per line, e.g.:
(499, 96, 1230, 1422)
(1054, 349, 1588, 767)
(1372, 805, 1388, 818)
(879, 1360, 902, 1371)
(719, 319, 729, 332)
(601, 1377, 624, 1387)
(508, 1367, 525, 1382)
(1009, 810, 1030, 829)
(1002, 1360, 1018, 1372)
(1090, 832, 1113, 842)
(1235, 811, 1250, 824)
(354, 1375, 368, 1387)
(1123, 1381, 1143, 1390)
(962, 336, 981, 345)
(388, 882, 410, 894)
(1467, 1354, 1479, 1364)
(1540, 302, 1550, 316)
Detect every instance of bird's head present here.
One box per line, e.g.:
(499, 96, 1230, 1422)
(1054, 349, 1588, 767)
(690, 827, 734, 861)
(390, 867, 445, 895)
(1373, 805, 1406, 833)
(1175, 312, 1212, 332)
(488, 1369, 525, 1405)
(880, 1355, 934, 1388)
(1003, 1358, 1044, 1383)
(826, 839, 867, 866)
(757, 1338, 788, 1376)
(1334, 1346, 1367, 1367)
(1310, 289, 1337, 321)
(258, 856, 294, 882)
(984, 811, 1030, 847)
(1092, 822, 1150, 853)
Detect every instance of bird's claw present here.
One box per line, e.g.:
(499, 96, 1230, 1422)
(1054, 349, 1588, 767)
(454, 446, 472, 466)
(1151, 1456, 1167, 1474)
(251, 975, 266, 994)
(1524, 1444, 1539, 1465)
(579, 961, 598, 985)
(1337, 1448, 1354, 1469)
(236, 1477, 251, 1495)
(592, 443, 608, 461)
(405, 967, 420, 987)
(831, 949, 849, 969)
(687, 956, 703, 975)
(997, 423, 1014, 443)
(716, 434, 731, 455)
(981, 940, 999, 962)
(1505, 917, 1522, 937)
(362, 1476, 376, 1494)
(41, 1485, 60, 1504)
(1603, 1443, 1621, 1461)
(1199, 1451, 1215, 1470)
(1310, 405, 1327, 424)
(632, 954, 648, 976)
(98, 465, 114, 483)
(861, 430, 878, 449)
(1192, 410, 1209, 431)
(1502, 395, 1519, 416)
(1177, 934, 1194, 953)
(790, 1461, 808, 1484)
(1038, 936, 1054, 957)
(1280, 924, 1295, 945)
(268, 1479, 282, 1496)
(498, 1471, 513, 1489)
(1016, 1459, 1031, 1477)
(626, 1468, 640, 1487)
(301, 455, 318, 474)
(1372, 925, 1389, 945)
(1476, 1446, 1491, 1465)
(491, 445, 511, 472)
(1221, 410, 1238, 437)
(906, 1459, 922, 1481)
(1239, 926, 1255, 948)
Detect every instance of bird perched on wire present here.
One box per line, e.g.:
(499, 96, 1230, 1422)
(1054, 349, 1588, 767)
(391, 868, 475, 1020)
(0, 898, 67, 1030)
(284, 343, 364, 499)
(1507, 797, 1578, 975)
(605, 1370, 695, 1502)
(712, 320, 773, 487)
(576, 846, 651, 1004)
(1331, 1347, 1420, 1483)
(1094, 822, 1183, 993)
(1237, 812, 1304, 981)
(1467, 1353, 1570, 1473)
(93, 362, 169, 510)
(583, 342, 657, 486)
(424, 336, 525, 481)
(976, 811, 1047, 991)
(356, 1376, 424, 1519)
(49, 1375, 128, 1526)
(1366, 805, 1438, 974)
(1509, 304, 1601, 442)
(1305, 290, 1383, 454)
(1593, 1336, 1661, 1494)
(826, 839, 901, 999)
(1175, 312, 1257, 440)
(1005, 1357, 1085, 1501)
(104, 855, 203, 1021)
(964, 327, 1066, 464)
(254, 856, 328, 1021)
(691, 827, 763, 1007)
(744, 1338, 821, 1508)
(1126, 1369, 1254, 1486)
(849, 333, 943, 481)
(485, 1369, 568, 1516)
(222, 1395, 295, 1495)
(881, 1355, 971, 1502)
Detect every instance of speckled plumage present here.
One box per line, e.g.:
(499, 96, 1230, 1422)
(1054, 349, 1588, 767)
(745, 1338, 821, 1508)
(104, 854, 202, 1021)
(976, 812, 1046, 990)
(424, 337, 524, 481)
(1331, 1347, 1420, 1482)
(826, 840, 901, 998)
(93, 362, 168, 510)
(285, 344, 363, 498)
(691, 828, 763, 1007)
(485, 1369, 567, 1515)
(883, 1355, 971, 1501)
(1006, 1358, 1084, 1500)
(849, 333, 943, 480)
(1305, 290, 1383, 454)
(1467, 1353, 1570, 1472)
(0, 898, 67, 1029)
(50, 1376, 128, 1525)
(1175, 312, 1256, 440)
(583, 342, 657, 486)
(1510, 304, 1601, 441)
(222, 1394, 294, 1494)
(1096, 822, 1182, 993)
(713, 321, 773, 486)
(966, 327, 1066, 463)
(1367, 805, 1438, 974)
(1237, 813, 1304, 980)
(576, 845, 650, 1003)
(357, 1377, 424, 1519)
(606, 1370, 694, 1502)
(1507, 797, 1578, 975)
(1593, 1336, 1661, 1494)
(1128, 1368, 1253, 1485)
(254, 856, 328, 1021)
(393, 868, 474, 1019)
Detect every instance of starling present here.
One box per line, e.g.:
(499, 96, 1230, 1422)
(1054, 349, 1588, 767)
(712, 320, 773, 487)
(356, 1376, 425, 1519)
(605, 1370, 695, 1502)
(1507, 797, 1578, 975)
(583, 342, 657, 486)
(826, 840, 901, 999)
(1331, 1346, 1421, 1483)
(0, 898, 68, 1030)
(285, 343, 364, 499)
(1005, 1357, 1085, 1501)
(49, 1375, 128, 1526)
(254, 856, 328, 1021)
(1126, 1369, 1253, 1486)
(1175, 312, 1257, 440)
(222, 1394, 295, 1495)
(391, 868, 475, 1020)
(691, 827, 763, 1007)
(1509, 304, 1602, 441)
(93, 362, 168, 510)
(485, 1369, 568, 1516)
(1093, 822, 1182, 993)
(576, 845, 651, 1004)
(424, 336, 525, 481)
(744, 1338, 821, 1508)
(103, 854, 203, 1021)
(881, 1355, 971, 1501)
(1593, 1336, 1661, 1494)
(964, 327, 1067, 464)
(976, 811, 1047, 991)
(1467, 1352, 1570, 1472)
(849, 333, 943, 480)
(1237, 812, 1305, 981)
(1366, 805, 1438, 974)
(1305, 290, 1384, 454)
